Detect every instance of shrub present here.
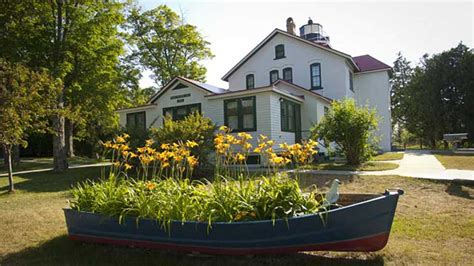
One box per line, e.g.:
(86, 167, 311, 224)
(311, 98, 379, 165)
(151, 113, 216, 168)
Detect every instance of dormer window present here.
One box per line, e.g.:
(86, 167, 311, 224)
(246, 74, 255, 89)
(269, 70, 279, 84)
(283, 67, 292, 83)
(310, 63, 322, 89)
(275, 44, 285, 59)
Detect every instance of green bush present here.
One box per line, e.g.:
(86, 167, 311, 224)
(151, 113, 216, 167)
(311, 98, 379, 165)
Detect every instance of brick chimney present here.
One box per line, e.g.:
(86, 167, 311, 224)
(286, 17, 296, 35)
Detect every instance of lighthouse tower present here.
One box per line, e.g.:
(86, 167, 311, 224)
(299, 18, 331, 47)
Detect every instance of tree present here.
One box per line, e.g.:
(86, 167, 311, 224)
(0, 1, 129, 168)
(118, 55, 157, 106)
(401, 43, 473, 148)
(126, 5, 214, 87)
(390, 52, 413, 143)
(311, 99, 379, 165)
(0, 59, 60, 192)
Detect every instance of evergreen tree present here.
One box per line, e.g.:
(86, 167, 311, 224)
(390, 52, 413, 144)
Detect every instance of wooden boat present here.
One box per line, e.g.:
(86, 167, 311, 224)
(63, 189, 403, 255)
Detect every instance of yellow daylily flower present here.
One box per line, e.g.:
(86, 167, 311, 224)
(124, 163, 133, 170)
(186, 140, 199, 148)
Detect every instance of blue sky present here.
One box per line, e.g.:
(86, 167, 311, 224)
(137, 0, 473, 88)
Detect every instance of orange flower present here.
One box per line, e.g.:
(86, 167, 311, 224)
(146, 182, 156, 190)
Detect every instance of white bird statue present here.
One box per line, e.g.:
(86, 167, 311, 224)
(322, 179, 341, 208)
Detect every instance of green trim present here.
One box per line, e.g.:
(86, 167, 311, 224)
(162, 103, 201, 121)
(310, 63, 322, 90)
(126, 111, 146, 131)
(224, 96, 257, 132)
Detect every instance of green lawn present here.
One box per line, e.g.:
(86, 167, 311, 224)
(0, 157, 104, 174)
(433, 152, 474, 170)
(309, 161, 399, 171)
(372, 152, 404, 161)
(1, 167, 473, 265)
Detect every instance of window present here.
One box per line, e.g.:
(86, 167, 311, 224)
(349, 71, 354, 92)
(281, 99, 300, 132)
(224, 96, 256, 132)
(324, 106, 329, 115)
(163, 103, 201, 121)
(269, 70, 279, 84)
(310, 63, 322, 89)
(126, 111, 146, 131)
(246, 155, 260, 165)
(283, 67, 293, 83)
(275, 44, 285, 59)
(246, 74, 255, 89)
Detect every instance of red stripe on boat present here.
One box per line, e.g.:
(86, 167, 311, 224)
(68, 232, 390, 255)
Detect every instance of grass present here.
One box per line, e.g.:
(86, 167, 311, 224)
(432, 151, 474, 170)
(0, 156, 104, 174)
(372, 152, 404, 161)
(309, 161, 399, 171)
(1, 167, 473, 265)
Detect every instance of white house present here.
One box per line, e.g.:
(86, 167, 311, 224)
(118, 17, 392, 164)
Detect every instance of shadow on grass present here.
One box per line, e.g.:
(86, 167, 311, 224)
(445, 182, 474, 200)
(1, 235, 385, 266)
(431, 150, 474, 156)
(296, 174, 356, 190)
(0, 166, 106, 194)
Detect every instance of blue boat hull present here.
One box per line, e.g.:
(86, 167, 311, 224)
(64, 190, 402, 254)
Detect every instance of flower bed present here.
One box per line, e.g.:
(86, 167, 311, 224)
(70, 126, 325, 227)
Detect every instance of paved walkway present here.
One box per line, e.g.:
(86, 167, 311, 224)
(0, 162, 111, 177)
(298, 150, 474, 182)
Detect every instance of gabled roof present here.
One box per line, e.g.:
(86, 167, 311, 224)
(205, 79, 332, 104)
(221, 29, 360, 81)
(148, 76, 227, 104)
(116, 103, 157, 113)
(205, 84, 305, 103)
(179, 76, 227, 94)
(353, 55, 391, 73)
(274, 79, 332, 103)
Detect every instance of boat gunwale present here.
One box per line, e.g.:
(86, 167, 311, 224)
(64, 190, 402, 226)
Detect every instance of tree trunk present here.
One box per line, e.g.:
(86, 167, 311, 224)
(430, 138, 436, 150)
(53, 113, 68, 171)
(51, 0, 68, 172)
(65, 119, 75, 158)
(3, 144, 14, 192)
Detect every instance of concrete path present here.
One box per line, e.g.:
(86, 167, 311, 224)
(0, 162, 111, 177)
(297, 150, 474, 182)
